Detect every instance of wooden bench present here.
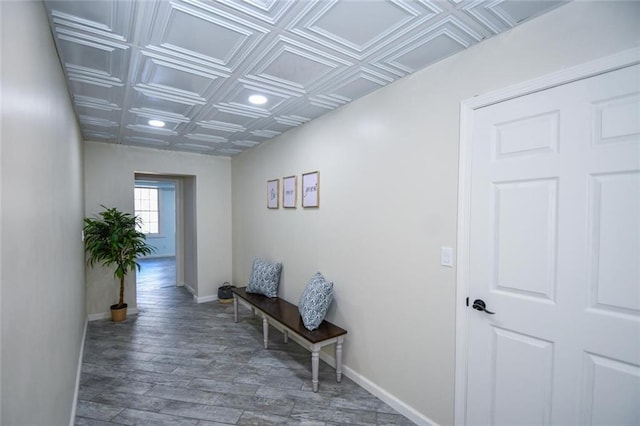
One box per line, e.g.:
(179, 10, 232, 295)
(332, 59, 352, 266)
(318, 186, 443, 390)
(231, 287, 347, 392)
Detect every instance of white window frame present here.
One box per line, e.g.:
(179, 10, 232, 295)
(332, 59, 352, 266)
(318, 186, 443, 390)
(134, 185, 161, 235)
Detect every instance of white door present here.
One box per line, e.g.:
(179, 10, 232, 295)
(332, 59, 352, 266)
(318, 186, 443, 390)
(464, 64, 640, 425)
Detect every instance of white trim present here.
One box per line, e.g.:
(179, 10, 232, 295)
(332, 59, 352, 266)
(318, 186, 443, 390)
(454, 47, 640, 426)
(134, 184, 161, 235)
(236, 301, 432, 424)
(464, 47, 640, 111)
(184, 283, 196, 296)
(69, 319, 87, 426)
(317, 351, 437, 426)
(182, 283, 216, 303)
(87, 307, 139, 321)
(195, 294, 217, 303)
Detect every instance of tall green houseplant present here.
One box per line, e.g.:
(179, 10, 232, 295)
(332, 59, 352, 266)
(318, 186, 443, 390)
(84, 206, 154, 321)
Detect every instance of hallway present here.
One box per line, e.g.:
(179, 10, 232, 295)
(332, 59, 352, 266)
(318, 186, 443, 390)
(136, 257, 176, 292)
(75, 264, 414, 425)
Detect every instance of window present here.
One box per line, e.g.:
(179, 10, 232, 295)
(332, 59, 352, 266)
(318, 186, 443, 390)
(134, 186, 159, 234)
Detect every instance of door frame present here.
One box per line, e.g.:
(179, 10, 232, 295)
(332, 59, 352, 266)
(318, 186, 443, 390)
(453, 47, 640, 425)
(134, 173, 198, 296)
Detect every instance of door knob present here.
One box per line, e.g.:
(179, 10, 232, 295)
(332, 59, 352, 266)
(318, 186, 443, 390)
(472, 299, 495, 315)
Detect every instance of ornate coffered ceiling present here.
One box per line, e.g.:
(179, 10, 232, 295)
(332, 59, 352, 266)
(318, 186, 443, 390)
(44, 0, 566, 156)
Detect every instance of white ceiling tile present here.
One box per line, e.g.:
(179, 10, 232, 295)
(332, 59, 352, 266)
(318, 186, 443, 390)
(44, 0, 569, 156)
(164, 10, 247, 62)
(141, 1, 267, 72)
(279, 99, 336, 123)
(69, 77, 124, 108)
(216, 0, 296, 25)
(78, 116, 119, 129)
(244, 36, 352, 93)
(216, 147, 244, 155)
(195, 120, 246, 134)
(131, 87, 202, 118)
(251, 129, 281, 139)
(124, 136, 172, 149)
(461, 0, 566, 34)
(126, 110, 186, 136)
(231, 140, 261, 148)
(303, 0, 414, 50)
(322, 68, 393, 102)
(136, 52, 226, 101)
(190, 122, 238, 138)
(392, 32, 467, 72)
(375, 16, 481, 74)
(264, 49, 333, 88)
(83, 131, 118, 141)
(496, 0, 566, 26)
(173, 142, 216, 153)
(289, 0, 441, 60)
(75, 102, 121, 124)
(274, 115, 310, 127)
(223, 83, 293, 113)
(56, 29, 130, 82)
(185, 133, 228, 144)
(46, 0, 135, 41)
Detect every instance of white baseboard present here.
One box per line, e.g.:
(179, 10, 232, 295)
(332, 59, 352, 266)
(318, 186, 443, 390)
(236, 303, 432, 424)
(317, 351, 437, 426)
(183, 283, 217, 303)
(87, 307, 139, 321)
(69, 319, 87, 426)
(195, 294, 217, 303)
(184, 283, 196, 296)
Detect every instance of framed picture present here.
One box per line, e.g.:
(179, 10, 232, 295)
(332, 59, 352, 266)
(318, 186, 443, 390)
(302, 171, 319, 208)
(283, 175, 297, 208)
(267, 179, 279, 209)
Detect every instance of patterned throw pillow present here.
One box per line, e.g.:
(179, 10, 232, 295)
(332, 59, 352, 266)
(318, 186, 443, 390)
(298, 272, 334, 331)
(246, 258, 282, 298)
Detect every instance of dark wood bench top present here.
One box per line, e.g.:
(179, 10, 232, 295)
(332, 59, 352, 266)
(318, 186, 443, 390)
(231, 287, 347, 344)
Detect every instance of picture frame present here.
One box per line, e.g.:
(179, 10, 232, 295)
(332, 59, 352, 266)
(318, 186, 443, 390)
(267, 179, 279, 209)
(302, 171, 319, 208)
(282, 175, 297, 208)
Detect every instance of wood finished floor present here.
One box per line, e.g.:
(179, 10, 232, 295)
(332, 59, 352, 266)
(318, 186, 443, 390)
(76, 257, 415, 425)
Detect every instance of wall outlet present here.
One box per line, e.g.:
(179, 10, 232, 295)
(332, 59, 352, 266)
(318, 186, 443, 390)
(441, 246, 454, 267)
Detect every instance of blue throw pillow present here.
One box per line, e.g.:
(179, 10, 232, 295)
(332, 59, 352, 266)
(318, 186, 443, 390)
(298, 272, 334, 331)
(246, 258, 282, 298)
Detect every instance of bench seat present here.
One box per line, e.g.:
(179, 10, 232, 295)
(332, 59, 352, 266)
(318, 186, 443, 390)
(231, 286, 347, 392)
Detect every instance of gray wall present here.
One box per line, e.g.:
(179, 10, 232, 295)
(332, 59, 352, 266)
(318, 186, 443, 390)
(1, 1, 86, 424)
(230, 2, 640, 424)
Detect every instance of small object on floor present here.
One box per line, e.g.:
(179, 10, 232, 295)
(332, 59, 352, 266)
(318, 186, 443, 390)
(218, 282, 235, 304)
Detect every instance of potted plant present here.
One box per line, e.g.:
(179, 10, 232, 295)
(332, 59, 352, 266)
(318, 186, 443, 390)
(83, 206, 154, 321)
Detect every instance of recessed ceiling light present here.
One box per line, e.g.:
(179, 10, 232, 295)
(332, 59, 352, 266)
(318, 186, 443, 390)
(248, 94, 268, 105)
(148, 119, 165, 127)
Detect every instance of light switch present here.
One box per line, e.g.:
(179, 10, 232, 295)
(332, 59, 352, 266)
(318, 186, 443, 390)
(441, 246, 454, 267)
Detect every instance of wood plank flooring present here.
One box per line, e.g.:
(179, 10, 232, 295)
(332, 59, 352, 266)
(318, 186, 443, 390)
(75, 258, 415, 425)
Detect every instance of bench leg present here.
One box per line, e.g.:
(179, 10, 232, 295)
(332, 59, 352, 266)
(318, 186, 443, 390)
(311, 345, 320, 392)
(233, 295, 238, 323)
(336, 336, 344, 382)
(262, 315, 269, 349)
(283, 330, 288, 344)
